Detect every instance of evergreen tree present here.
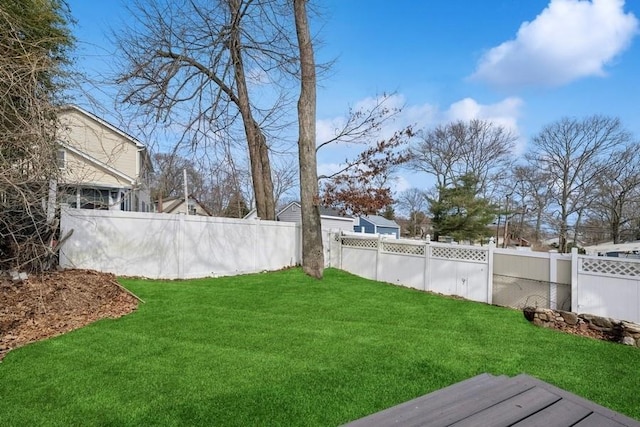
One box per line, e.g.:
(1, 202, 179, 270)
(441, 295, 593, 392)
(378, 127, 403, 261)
(429, 174, 496, 242)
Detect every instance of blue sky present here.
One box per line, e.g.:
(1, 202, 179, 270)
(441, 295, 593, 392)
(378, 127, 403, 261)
(67, 0, 640, 195)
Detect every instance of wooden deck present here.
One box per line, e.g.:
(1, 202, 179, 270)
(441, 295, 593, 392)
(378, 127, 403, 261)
(343, 373, 640, 427)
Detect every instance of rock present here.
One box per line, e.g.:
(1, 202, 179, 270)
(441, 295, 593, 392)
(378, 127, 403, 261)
(593, 316, 613, 329)
(559, 311, 579, 325)
(621, 336, 635, 346)
(9, 271, 28, 283)
(523, 307, 536, 322)
(621, 321, 640, 334)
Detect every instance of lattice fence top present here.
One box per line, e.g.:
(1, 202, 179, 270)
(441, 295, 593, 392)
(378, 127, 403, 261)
(382, 241, 425, 256)
(580, 257, 640, 277)
(341, 237, 378, 249)
(431, 245, 488, 263)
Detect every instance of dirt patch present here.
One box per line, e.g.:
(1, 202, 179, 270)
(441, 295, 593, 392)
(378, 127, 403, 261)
(0, 269, 139, 361)
(553, 321, 613, 341)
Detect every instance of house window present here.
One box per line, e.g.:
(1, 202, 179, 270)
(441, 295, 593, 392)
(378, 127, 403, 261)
(57, 149, 66, 169)
(121, 192, 131, 211)
(188, 200, 197, 215)
(80, 188, 110, 210)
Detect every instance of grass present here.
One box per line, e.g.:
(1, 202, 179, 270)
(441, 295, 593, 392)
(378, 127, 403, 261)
(1, 268, 639, 426)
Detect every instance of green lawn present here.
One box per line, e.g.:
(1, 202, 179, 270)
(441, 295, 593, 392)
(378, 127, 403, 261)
(1, 268, 638, 426)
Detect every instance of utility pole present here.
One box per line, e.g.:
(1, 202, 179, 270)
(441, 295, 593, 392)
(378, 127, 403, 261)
(183, 168, 189, 215)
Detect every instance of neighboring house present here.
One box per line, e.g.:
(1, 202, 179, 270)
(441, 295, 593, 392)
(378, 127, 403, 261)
(354, 215, 400, 238)
(583, 240, 640, 258)
(277, 202, 354, 232)
(542, 237, 585, 249)
(56, 105, 153, 212)
(157, 195, 212, 216)
(244, 202, 354, 232)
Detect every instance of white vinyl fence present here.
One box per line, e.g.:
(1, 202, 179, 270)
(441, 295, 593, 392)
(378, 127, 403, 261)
(331, 234, 493, 304)
(59, 209, 640, 323)
(492, 249, 572, 311)
(572, 254, 640, 323)
(330, 234, 640, 323)
(60, 208, 301, 279)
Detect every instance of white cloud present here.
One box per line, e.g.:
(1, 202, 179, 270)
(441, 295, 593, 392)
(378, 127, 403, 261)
(316, 116, 348, 146)
(445, 97, 526, 155)
(391, 175, 411, 195)
(470, 0, 639, 88)
(316, 95, 525, 189)
(445, 97, 522, 132)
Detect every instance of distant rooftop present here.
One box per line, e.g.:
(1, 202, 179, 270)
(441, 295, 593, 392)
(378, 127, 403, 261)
(362, 215, 400, 228)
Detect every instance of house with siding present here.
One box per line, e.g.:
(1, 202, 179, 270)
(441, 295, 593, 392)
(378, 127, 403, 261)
(245, 201, 354, 232)
(56, 105, 153, 212)
(157, 195, 212, 216)
(354, 215, 400, 238)
(277, 202, 354, 232)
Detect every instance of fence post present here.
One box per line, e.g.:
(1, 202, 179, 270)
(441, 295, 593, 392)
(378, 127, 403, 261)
(549, 252, 558, 310)
(375, 234, 383, 280)
(423, 234, 431, 291)
(571, 247, 579, 312)
(487, 238, 495, 304)
(338, 232, 343, 270)
(178, 213, 185, 279)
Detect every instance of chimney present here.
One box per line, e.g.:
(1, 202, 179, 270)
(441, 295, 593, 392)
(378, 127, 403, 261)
(157, 197, 163, 213)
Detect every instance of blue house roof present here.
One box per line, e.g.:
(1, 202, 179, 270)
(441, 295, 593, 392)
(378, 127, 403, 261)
(361, 215, 400, 229)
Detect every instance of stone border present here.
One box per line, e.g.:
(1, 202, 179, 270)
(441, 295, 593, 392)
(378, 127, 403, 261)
(523, 307, 640, 347)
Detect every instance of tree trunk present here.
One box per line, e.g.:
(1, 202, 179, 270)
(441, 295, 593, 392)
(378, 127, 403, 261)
(294, 0, 323, 278)
(229, 0, 276, 220)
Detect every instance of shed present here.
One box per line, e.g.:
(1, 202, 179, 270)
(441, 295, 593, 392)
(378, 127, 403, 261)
(354, 215, 400, 238)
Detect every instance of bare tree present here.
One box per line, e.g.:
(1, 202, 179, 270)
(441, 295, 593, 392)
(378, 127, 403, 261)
(319, 132, 411, 215)
(316, 94, 414, 214)
(409, 120, 516, 198)
(588, 145, 640, 243)
(114, 0, 304, 221)
(396, 188, 429, 238)
(511, 165, 554, 244)
(0, 0, 74, 272)
(294, 0, 323, 278)
(151, 152, 207, 201)
(526, 116, 631, 252)
(271, 158, 298, 208)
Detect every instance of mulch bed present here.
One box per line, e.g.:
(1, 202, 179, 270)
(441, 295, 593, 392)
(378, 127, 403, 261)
(0, 269, 139, 361)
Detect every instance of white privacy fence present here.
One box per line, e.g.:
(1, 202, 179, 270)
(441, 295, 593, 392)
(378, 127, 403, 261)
(59, 209, 640, 323)
(572, 255, 640, 323)
(492, 249, 572, 311)
(330, 234, 640, 323)
(330, 234, 493, 304)
(60, 208, 301, 279)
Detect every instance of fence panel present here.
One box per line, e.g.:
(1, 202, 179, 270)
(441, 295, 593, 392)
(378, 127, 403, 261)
(429, 244, 491, 302)
(340, 236, 378, 280)
(60, 208, 300, 279)
(573, 255, 640, 322)
(378, 240, 426, 290)
(336, 236, 493, 303)
(492, 250, 571, 310)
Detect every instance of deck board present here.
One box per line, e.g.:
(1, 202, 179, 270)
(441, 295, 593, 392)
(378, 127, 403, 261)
(342, 374, 640, 427)
(449, 387, 561, 427)
(510, 398, 592, 427)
